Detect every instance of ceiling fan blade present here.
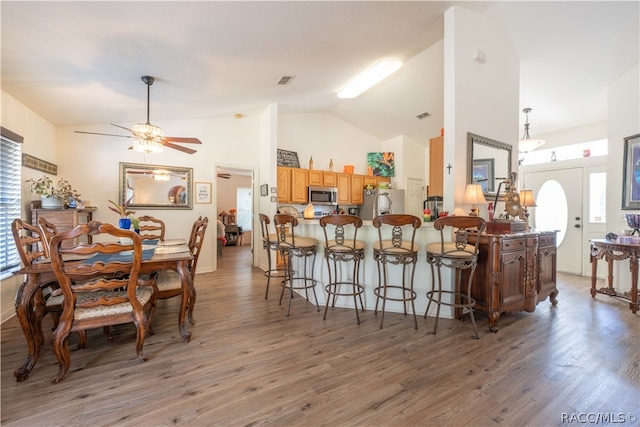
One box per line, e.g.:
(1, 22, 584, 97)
(111, 123, 134, 133)
(217, 174, 231, 179)
(164, 136, 202, 144)
(162, 141, 197, 154)
(75, 130, 132, 138)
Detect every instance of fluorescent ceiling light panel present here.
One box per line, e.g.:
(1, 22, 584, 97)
(337, 59, 403, 99)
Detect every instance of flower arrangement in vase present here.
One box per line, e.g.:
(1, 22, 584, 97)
(26, 175, 81, 208)
(108, 197, 135, 229)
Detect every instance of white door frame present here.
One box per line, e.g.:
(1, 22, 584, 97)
(520, 156, 607, 276)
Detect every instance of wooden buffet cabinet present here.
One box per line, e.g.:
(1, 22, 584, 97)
(463, 230, 558, 332)
(31, 207, 96, 248)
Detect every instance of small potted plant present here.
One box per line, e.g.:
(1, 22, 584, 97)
(130, 215, 140, 234)
(108, 197, 135, 229)
(26, 175, 82, 209)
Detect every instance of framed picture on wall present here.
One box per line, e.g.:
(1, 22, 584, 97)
(622, 133, 640, 210)
(195, 182, 212, 204)
(473, 158, 495, 193)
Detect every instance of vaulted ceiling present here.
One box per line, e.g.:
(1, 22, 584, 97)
(2, 1, 638, 144)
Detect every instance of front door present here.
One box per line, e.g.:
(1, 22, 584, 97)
(522, 167, 583, 275)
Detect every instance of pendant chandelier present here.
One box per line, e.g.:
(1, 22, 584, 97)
(519, 108, 545, 153)
(131, 123, 164, 154)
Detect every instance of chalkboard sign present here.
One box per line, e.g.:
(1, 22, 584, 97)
(277, 149, 300, 168)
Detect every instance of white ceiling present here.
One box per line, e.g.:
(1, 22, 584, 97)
(2, 1, 638, 145)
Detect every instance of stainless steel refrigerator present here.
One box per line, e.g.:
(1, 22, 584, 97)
(359, 188, 405, 220)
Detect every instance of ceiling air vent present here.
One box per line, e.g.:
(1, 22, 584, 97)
(416, 111, 430, 120)
(277, 76, 295, 85)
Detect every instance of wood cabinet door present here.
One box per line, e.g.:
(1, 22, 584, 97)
(277, 167, 291, 203)
(500, 249, 527, 306)
(323, 172, 337, 187)
(377, 177, 390, 186)
(429, 135, 444, 197)
(337, 173, 351, 204)
(363, 176, 377, 187)
(537, 234, 557, 296)
(308, 170, 322, 186)
(351, 174, 364, 204)
(290, 168, 308, 204)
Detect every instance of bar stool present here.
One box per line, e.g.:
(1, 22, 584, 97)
(424, 216, 486, 339)
(258, 213, 287, 299)
(273, 214, 320, 316)
(319, 214, 365, 324)
(372, 214, 422, 329)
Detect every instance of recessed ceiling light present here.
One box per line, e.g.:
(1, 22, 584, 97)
(337, 59, 403, 99)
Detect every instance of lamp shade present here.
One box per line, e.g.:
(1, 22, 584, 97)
(519, 189, 537, 207)
(463, 184, 487, 205)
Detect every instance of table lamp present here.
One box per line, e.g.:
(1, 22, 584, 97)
(519, 189, 537, 231)
(463, 184, 487, 216)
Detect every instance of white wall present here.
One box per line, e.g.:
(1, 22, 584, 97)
(444, 6, 520, 217)
(278, 112, 383, 176)
(607, 63, 640, 290)
(1, 91, 58, 322)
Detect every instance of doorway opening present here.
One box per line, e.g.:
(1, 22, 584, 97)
(216, 166, 254, 270)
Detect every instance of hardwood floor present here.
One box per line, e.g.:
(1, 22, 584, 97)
(2, 244, 639, 426)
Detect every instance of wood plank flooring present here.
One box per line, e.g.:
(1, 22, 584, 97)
(2, 244, 639, 426)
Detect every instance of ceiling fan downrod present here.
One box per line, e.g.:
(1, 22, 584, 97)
(141, 75, 154, 125)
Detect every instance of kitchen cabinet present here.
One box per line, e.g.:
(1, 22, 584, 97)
(363, 176, 390, 188)
(336, 173, 351, 204)
(350, 174, 364, 205)
(290, 168, 309, 204)
(429, 135, 444, 197)
(462, 230, 558, 332)
(308, 170, 323, 186)
(323, 172, 337, 187)
(31, 207, 96, 248)
(277, 166, 308, 204)
(277, 167, 292, 203)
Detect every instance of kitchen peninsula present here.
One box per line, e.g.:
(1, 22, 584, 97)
(283, 219, 558, 331)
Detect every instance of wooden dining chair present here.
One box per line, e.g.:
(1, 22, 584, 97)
(148, 216, 208, 328)
(37, 217, 58, 258)
(137, 215, 166, 241)
(11, 219, 58, 353)
(48, 221, 155, 383)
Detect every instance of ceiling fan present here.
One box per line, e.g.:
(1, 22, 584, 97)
(75, 76, 202, 154)
(217, 173, 231, 179)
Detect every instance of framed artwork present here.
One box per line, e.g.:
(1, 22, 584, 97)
(195, 182, 212, 204)
(260, 184, 268, 197)
(367, 152, 395, 177)
(622, 133, 640, 210)
(472, 158, 495, 193)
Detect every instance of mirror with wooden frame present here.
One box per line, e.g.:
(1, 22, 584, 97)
(467, 133, 512, 199)
(119, 162, 193, 209)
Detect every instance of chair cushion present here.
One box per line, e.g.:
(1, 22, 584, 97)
(46, 287, 154, 320)
(277, 236, 318, 249)
(155, 270, 182, 292)
(326, 240, 366, 251)
(373, 240, 419, 253)
(426, 242, 476, 258)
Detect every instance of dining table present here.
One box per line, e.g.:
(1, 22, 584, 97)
(12, 238, 193, 382)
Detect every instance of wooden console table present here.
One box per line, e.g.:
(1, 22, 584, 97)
(464, 230, 558, 332)
(589, 239, 639, 313)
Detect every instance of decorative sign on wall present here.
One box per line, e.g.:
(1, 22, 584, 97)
(22, 154, 58, 175)
(195, 182, 212, 204)
(277, 149, 300, 168)
(367, 152, 395, 177)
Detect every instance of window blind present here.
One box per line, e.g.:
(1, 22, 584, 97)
(1, 133, 22, 276)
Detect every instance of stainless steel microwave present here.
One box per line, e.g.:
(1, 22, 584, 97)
(308, 186, 338, 205)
